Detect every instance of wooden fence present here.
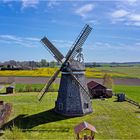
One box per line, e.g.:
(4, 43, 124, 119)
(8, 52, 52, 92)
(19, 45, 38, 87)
(114, 94, 140, 108)
(125, 97, 140, 108)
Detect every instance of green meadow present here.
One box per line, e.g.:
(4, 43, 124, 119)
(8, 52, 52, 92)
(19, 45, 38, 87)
(97, 66, 140, 79)
(114, 85, 140, 102)
(0, 85, 140, 140)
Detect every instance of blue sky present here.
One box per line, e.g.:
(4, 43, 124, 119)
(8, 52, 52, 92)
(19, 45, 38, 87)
(0, 0, 140, 62)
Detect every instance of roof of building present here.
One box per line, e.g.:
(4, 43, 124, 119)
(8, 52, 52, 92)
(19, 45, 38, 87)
(87, 81, 106, 90)
(7, 86, 15, 88)
(74, 121, 97, 134)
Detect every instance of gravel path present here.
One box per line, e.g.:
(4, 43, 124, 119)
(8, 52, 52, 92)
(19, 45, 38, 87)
(0, 76, 140, 86)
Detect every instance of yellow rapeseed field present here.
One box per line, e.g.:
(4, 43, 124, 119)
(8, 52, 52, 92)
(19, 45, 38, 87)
(0, 67, 128, 78)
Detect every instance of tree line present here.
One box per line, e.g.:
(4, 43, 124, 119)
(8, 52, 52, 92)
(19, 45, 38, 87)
(0, 59, 59, 69)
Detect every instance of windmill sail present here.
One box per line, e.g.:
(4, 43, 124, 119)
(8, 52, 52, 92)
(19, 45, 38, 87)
(39, 24, 92, 102)
(65, 25, 92, 62)
(41, 37, 64, 62)
(39, 24, 93, 116)
(38, 69, 61, 101)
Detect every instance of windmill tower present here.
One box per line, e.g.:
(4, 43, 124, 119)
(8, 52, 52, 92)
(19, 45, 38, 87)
(38, 24, 93, 116)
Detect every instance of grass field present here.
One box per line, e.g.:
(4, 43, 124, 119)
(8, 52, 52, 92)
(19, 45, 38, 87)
(1, 83, 140, 102)
(0, 85, 140, 140)
(114, 85, 140, 102)
(14, 84, 140, 103)
(0, 66, 140, 79)
(97, 66, 140, 79)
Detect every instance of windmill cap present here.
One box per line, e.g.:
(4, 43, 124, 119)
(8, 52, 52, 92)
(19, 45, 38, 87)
(69, 60, 85, 71)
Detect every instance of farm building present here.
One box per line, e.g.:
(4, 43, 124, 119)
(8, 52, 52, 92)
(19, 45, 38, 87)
(87, 81, 112, 98)
(6, 86, 14, 94)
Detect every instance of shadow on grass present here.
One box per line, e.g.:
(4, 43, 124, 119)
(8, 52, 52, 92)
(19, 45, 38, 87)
(0, 93, 14, 96)
(0, 93, 7, 95)
(135, 110, 140, 113)
(2, 109, 71, 130)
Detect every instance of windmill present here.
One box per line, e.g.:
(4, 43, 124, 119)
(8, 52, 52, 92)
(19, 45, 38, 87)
(38, 24, 93, 116)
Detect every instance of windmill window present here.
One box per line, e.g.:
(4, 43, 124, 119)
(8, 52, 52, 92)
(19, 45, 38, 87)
(59, 103, 63, 110)
(69, 92, 72, 97)
(72, 80, 75, 85)
(84, 103, 89, 109)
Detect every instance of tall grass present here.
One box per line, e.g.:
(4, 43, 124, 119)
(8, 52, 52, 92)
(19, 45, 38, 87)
(15, 83, 59, 92)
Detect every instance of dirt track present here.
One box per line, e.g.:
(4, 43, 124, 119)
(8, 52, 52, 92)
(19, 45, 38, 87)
(0, 76, 140, 86)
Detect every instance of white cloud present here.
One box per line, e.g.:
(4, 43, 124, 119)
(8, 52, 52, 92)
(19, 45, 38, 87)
(110, 8, 140, 26)
(133, 22, 140, 26)
(111, 9, 129, 19)
(0, 35, 40, 48)
(21, 0, 39, 9)
(53, 39, 72, 45)
(52, 39, 73, 48)
(47, 0, 59, 8)
(127, 13, 140, 26)
(0, 35, 22, 41)
(3, 0, 13, 3)
(94, 42, 113, 49)
(25, 37, 40, 41)
(124, 0, 138, 5)
(99, 35, 140, 42)
(91, 41, 140, 51)
(129, 14, 140, 22)
(135, 42, 140, 46)
(75, 4, 94, 18)
(2, 0, 39, 9)
(87, 19, 98, 25)
(0, 35, 73, 49)
(109, 0, 140, 26)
